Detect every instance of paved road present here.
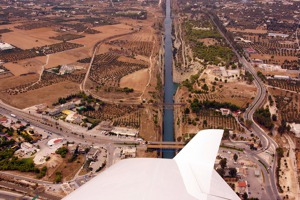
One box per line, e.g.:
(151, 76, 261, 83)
(0, 181, 61, 200)
(0, 100, 139, 146)
(0, 190, 31, 200)
(208, 13, 281, 200)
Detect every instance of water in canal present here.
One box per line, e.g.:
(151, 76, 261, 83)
(162, 0, 176, 158)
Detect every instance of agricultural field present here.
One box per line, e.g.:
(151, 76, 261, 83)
(188, 109, 242, 130)
(175, 107, 244, 143)
(231, 26, 299, 68)
(269, 88, 300, 123)
(81, 103, 141, 128)
(0, 0, 164, 149)
(0, 42, 83, 63)
(0, 28, 12, 34)
(267, 79, 300, 93)
(79, 53, 148, 88)
(107, 40, 153, 57)
(50, 34, 85, 42)
(0, 81, 80, 109)
(4, 71, 85, 95)
(120, 68, 149, 92)
(1, 27, 58, 49)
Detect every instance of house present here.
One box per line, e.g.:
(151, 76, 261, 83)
(98, 121, 113, 132)
(48, 102, 75, 116)
(78, 144, 91, 154)
(121, 147, 136, 158)
(257, 64, 285, 72)
(254, 170, 260, 177)
(87, 148, 99, 161)
(68, 144, 78, 154)
(220, 108, 231, 116)
(0, 116, 8, 123)
(65, 112, 84, 124)
(237, 180, 247, 193)
(111, 127, 139, 137)
(35, 103, 47, 113)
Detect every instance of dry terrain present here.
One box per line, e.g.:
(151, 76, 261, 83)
(1, 81, 79, 109)
(227, 27, 267, 34)
(1, 27, 58, 49)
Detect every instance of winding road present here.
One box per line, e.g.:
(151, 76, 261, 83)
(208, 12, 281, 200)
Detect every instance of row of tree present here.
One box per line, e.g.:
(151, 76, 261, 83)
(190, 99, 240, 114)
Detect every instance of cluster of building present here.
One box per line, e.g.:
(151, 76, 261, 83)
(67, 143, 108, 173)
(0, 114, 42, 155)
(33, 101, 85, 125)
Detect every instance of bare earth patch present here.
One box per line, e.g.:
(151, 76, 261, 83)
(120, 69, 149, 92)
(4, 57, 46, 76)
(1, 81, 80, 109)
(0, 74, 38, 90)
(2, 27, 58, 49)
(227, 27, 267, 34)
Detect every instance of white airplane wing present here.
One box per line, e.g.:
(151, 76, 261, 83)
(63, 129, 240, 200)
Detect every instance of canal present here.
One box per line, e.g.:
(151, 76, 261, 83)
(162, 0, 175, 158)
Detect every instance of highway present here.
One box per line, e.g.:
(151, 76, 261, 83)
(0, 100, 139, 146)
(0, 190, 31, 200)
(208, 13, 281, 200)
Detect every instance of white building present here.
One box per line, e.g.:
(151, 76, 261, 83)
(289, 123, 300, 137)
(220, 108, 231, 116)
(268, 33, 289, 38)
(0, 42, 14, 51)
(274, 75, 290, 80)
(111, 127, 139, 137)
(257, 64, 286, 72)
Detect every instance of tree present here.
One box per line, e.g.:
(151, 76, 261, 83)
(184, 108, 190, 114)
(232, 133, 237, 139)
(216, 168, 225, 178)
(233, 153, 238, 162)
(276, 147, 284, 158)
(272, 114, 277, 121)
(219, 158, 227, 169)
(229, 168, 237, 177)
(55, 172, 63, 183)
(242, 192, 248, 200)
(222, 129, 230, 140)
(201, 84, 209, 91)
(55, 147, 68, 158)
(245, 120, 253, 128)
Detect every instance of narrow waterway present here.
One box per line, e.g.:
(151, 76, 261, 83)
(162, 0, 175, 158)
